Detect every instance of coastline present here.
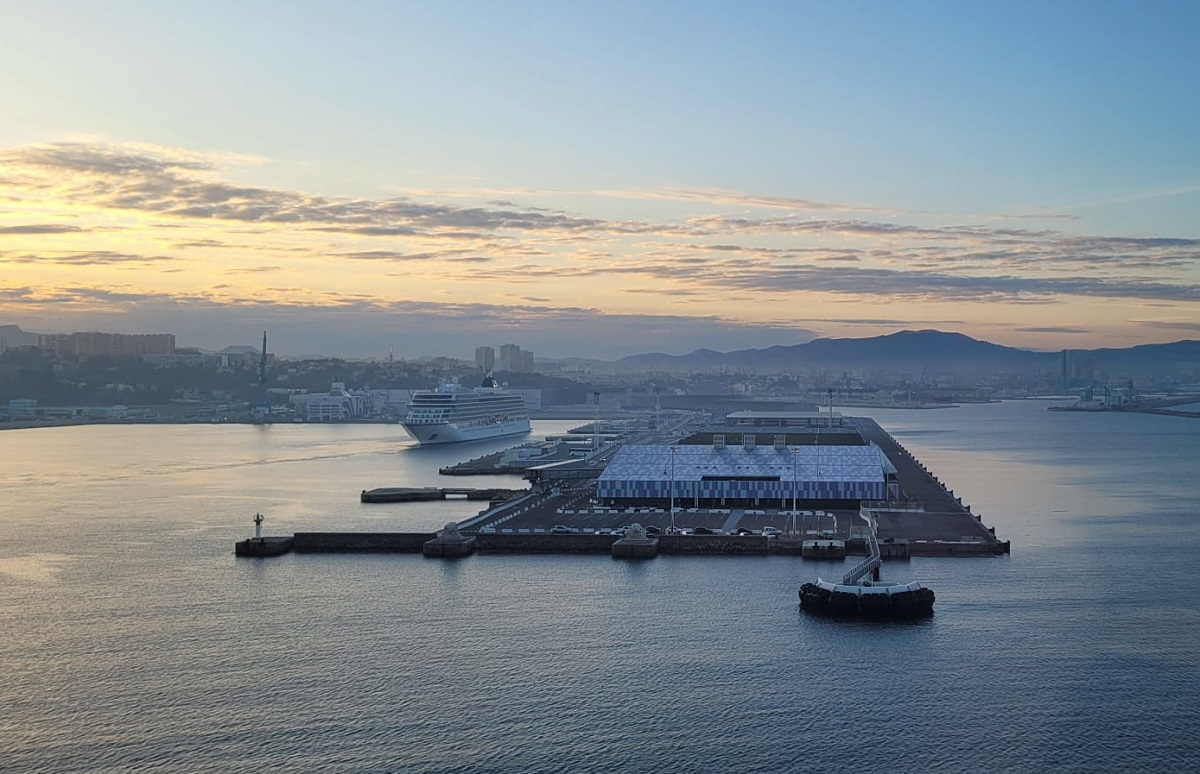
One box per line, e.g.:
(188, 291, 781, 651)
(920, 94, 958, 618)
(0, 412, 618, 432)
(13, 398, 1193, 432)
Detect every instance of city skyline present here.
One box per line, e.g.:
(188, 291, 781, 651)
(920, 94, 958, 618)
(2, 1, 1198, 359)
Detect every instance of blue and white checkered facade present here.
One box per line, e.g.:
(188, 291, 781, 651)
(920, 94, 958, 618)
(597, 444, 887, 502)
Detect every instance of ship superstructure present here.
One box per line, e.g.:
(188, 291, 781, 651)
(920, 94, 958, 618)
(400, 377, 531, 445)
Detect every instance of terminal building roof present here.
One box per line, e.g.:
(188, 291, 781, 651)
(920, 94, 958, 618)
(599, 443, 886, 485)
(724, 410, 848, 427)
(678, 430, 865, 446)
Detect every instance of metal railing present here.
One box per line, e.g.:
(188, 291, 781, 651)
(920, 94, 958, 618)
(842, 512, 881, 585)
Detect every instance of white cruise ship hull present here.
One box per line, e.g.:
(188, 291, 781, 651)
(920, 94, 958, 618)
(401, 417, 531, 445)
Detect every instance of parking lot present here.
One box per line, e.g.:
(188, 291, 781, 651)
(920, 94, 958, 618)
(473, 486, 860, 540)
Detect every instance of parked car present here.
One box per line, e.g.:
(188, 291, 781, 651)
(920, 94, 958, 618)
(762, 526, 782, 538)
(694, 526, 715, 535)
(551, 525, 573, 533)
(735, 527, 754, 535)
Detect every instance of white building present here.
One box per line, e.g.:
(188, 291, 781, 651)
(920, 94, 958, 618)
(300, 382, 367, 421)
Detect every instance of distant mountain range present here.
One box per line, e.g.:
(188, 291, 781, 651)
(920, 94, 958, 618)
(615, 330, 1200, 376)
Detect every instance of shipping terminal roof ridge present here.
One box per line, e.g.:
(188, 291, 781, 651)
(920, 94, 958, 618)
(599, 444, 886, 484)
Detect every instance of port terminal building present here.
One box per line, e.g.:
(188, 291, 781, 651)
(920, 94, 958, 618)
(596, 433, 891, 508)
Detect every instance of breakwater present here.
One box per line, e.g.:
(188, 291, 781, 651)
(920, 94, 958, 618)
(238, 532, 768, 556)
(235, 531, 1005, 558)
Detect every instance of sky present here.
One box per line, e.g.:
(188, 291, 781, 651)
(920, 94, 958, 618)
(1, 0, 1198, 360)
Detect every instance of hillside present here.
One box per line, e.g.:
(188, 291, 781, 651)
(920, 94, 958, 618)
(615, 330, 1200, 376)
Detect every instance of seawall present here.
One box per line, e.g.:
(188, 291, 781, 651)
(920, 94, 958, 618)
(238, 532, 1007, 558)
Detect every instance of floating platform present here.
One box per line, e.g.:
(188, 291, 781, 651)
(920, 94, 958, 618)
(800, 510, 935, 618)
(799, 579, 935, 619)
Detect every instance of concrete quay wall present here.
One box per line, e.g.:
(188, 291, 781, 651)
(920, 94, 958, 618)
(659, 535, 770, 554)
(909, 540, 1010, 557)
(293, 532, 435, 552)
(243, 531, 1006, 558)
(253, 532, 777, 555)
(235, 536, 294, 557)
(475, 533, 615, 553)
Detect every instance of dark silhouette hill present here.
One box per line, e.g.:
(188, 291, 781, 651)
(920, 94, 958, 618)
(616, 330, 1200, 376)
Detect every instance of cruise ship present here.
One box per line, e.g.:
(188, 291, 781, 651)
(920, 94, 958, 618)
(400, 376, 531, 445)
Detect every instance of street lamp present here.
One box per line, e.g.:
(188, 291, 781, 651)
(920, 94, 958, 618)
(669, 445, 678, 532)
(790, 447, 799, 536)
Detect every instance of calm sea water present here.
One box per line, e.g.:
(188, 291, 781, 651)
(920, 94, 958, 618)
(2, 405, 1198, 773)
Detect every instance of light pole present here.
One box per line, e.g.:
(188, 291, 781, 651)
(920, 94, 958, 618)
(791, 447, 799, 535)
(669, 445, 678, 532)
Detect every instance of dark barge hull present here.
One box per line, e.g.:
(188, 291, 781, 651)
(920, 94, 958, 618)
(799, 581, 935, 619)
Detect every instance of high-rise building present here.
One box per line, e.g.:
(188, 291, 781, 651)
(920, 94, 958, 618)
(497, 343, 534, 373)
(475, 346, 495, 372)
(498, 343, 519, 372)
(1061, 349, 1093, 386)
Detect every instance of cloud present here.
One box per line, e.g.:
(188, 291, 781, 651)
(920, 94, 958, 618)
(999, 212, 1081, 221)
(800, 317, 951, 327)
(339, 249, 476, 262)
(170, 239, 228, 249)
(1014, 326, 1091, 334)
(671, 263, 1200, 304)
(0, 281, 814, 358)
(0, 224, 85, 234)
(457, 248, 1200, 304)
(1049, 183, 1200, 213)
(309, 225, 420, 236)
(3, 141, 643, 235)
(225, 265, 282, 274)
(411, 184, 874, 213)
(2, 138, 1198, 356)
(1138, 320, 1200, 333)
(599, 186, 871, 213)
(0, 250, 177, 265)
(4, 141, 218, 177)
(621, 287, 707, 297)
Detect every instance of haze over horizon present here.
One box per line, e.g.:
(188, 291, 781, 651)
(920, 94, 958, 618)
(2, 1, 1198, 360)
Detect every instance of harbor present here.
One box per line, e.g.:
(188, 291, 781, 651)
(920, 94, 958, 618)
(239, 412, 1009, 562)
(11, 400, 1197, 774)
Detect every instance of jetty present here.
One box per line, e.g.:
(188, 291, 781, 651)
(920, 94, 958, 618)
(359, 487, 525, 503)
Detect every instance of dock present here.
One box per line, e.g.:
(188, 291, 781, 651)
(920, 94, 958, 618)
(360, 487, 526, 503)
